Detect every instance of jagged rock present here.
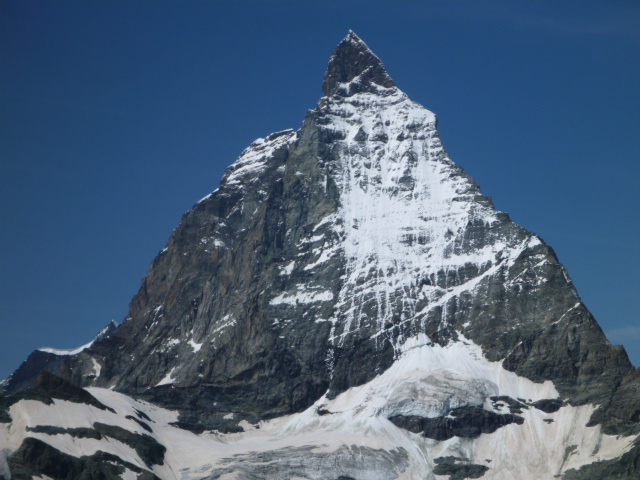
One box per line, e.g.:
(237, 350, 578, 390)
(433, 456, 489, 480)
(562, 439, 640, 480)
(2, 320, 117, 396)
(322, 30, 396, 97)
(389, 406, 524, 441)
(7, 437, 159, 480)
(26, 425, 102, 440)
(0, 371, 114, 425)
(489, 396, 529, 414)
(530, 398, 564, 413)
(91, 422, 165, 468)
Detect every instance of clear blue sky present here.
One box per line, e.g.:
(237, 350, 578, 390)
(1, 1, 638, 380)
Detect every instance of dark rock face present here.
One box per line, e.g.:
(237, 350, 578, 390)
(489, 395, 565, 414)
(530, 398, 564, 413)
(2, 320, 117, 396)
(125, 415, 153, 432)
(92, 423, 165, 468)
(87, 128, 336, 428)
(322, 30, 395, 97)
(562, 440, 640, 480)
(489, 396, 528, 414)
(34, 371, 115, 413)
(7, 437, 160, 480)
(0, 371, 114, 423)
(389, 407, 524, 441)
(2, 350, 68, 395)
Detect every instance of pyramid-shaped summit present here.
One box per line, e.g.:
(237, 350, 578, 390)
(2, 32, 639, 480)
(323, 30, 396, 96)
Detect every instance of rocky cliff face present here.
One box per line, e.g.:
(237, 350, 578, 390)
(2, 31, 639, 480)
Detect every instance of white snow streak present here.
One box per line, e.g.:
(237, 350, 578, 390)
(317, 87, 532, 340)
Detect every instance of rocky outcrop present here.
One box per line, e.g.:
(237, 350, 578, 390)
(1, 320, 117, 396)
(322, 30, 396, 97)
(433, 456, 489, 480)
(7, 438, 160, 480)
(389, 406, 525, 441)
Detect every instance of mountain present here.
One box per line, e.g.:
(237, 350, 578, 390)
(1, 320, 118, 396)
(1, 31, 639, 480)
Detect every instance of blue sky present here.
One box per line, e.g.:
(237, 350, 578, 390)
(1, 1, 638, 380)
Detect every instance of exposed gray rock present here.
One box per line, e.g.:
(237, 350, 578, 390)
(322, 30, 395, 97)
(26, 425, 102, 440)
(2, 320, 117, 396)
(389, 406, 524, 440)
(433, 456, 489, 480)
(7, 437, 159, 480)
(92, 422, 166, 468)
(0, 371, 114, 423)
(203, 445, 410, 480)
(562, 439, 640, 480)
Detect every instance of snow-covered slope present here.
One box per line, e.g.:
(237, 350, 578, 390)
(1, 336, 635, 480)
(307, 63, 540, 343)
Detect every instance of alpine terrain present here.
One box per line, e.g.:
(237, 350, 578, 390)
(2, 31, 639, 480)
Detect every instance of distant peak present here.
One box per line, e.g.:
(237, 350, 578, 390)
(322, 31, 396, 97)
(344, 29, 365, 46)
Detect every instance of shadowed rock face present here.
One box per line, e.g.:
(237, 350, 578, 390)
(562, 439, 640, 480)
(389, 406, 525, 441)
(24, 422, 165, 469)
(2, 320, 117, 396)
(7, 437, 161, 480)
(3, 31, 639, 480)
(0, 371, 115, 420)
(322, 30, 396, 97)
(433, 456, 489, 480)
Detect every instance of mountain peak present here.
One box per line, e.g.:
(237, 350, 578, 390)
(322, 31, 396, 97)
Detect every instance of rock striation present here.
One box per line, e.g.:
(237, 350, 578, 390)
(1, 31, 638, 480)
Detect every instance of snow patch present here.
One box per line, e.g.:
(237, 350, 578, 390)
(270, 289, 334, 306)
(280, 261, 295, 275)
(156, 367, 176, 386)
(188, 340, 203, 353)
(90, 357, 101, 378)
(38, 341, 93, 356)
